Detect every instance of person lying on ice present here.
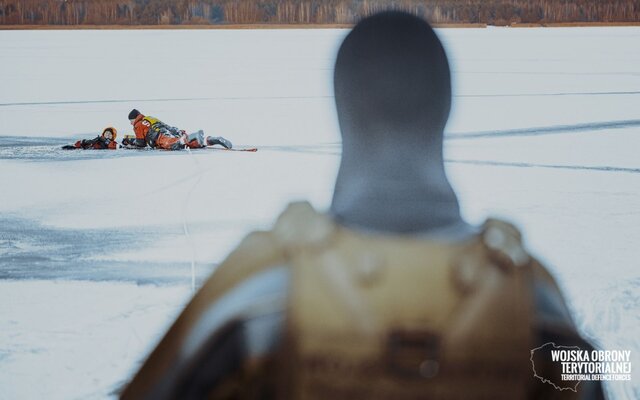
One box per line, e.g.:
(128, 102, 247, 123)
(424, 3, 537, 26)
(122, 109, 232, 151)
(62, 127, 118, 150)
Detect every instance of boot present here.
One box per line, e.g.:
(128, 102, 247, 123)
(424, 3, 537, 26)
(206, 136, 233, 149)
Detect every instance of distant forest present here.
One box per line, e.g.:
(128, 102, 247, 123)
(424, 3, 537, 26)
(1, 0, 638, 26)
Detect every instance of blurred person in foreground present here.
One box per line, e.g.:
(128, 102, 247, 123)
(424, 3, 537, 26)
(121, 11, 604, 400)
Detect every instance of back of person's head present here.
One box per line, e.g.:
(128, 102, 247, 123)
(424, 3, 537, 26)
(334, 11, 451, 146)
(331, 11, 463, 235)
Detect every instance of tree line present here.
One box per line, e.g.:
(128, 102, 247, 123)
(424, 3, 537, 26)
(1, 0, 638, 26)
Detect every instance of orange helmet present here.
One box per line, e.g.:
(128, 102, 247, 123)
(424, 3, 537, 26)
(102, 127, 117, 140)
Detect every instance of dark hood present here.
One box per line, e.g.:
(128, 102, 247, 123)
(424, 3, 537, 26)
(330, 11, 465, 235)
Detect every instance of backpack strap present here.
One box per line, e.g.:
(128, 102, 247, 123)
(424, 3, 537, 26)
(120, 228, 289, 400)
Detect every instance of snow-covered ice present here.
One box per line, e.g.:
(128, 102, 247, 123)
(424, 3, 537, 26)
(0, 27, 639, 399)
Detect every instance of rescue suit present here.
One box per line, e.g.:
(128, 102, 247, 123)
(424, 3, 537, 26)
(126, 113, 205, 150)
(63, 127, 118, 150)
(120, 11, 603, 400)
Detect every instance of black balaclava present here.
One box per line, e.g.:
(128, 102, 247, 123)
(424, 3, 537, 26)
(330, 11, 465, 234)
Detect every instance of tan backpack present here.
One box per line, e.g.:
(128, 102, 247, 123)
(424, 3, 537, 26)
(121, 202, 587, 400)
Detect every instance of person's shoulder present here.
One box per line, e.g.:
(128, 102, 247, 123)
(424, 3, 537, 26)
(210, 202, 329, 284)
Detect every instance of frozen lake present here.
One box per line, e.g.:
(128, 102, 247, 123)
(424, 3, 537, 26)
(1, 27, 639, 399)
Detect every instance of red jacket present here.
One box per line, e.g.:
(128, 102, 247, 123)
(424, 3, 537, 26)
(129, 114, 201, 150)
(73, 137, 117, 150)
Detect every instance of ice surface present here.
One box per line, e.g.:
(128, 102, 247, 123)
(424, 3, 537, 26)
(1, 27, 639, 399)
(0, 280, 192, 400)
